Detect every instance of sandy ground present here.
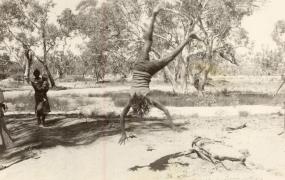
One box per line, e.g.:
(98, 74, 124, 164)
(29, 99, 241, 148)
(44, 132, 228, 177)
(0, 111, 285, 180)
(1, 77, 285, 180)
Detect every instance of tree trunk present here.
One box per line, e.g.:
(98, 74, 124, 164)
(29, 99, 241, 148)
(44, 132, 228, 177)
(57, 38, 67, 79)
(180, 52, 190, 94)
(194, 40, 214, 94)
(180, 65, 188, 94)
(41, 62, 56, 87)
(23, 47, 33, 83)
(56, 67, 64, 79)
(163, 71, 169, 83)
(24, 56, 32, 83)
(199, 44, 214, 92)
(42, 25, 56, 87)
(163, 67, 178, 94)
(201, 65, 211, 90)
(174, 59, 181, 82)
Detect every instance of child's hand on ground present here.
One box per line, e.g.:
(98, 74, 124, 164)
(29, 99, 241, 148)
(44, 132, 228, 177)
(119, 132, 128, 145)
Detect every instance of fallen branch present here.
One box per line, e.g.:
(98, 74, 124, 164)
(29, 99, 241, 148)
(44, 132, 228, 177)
(130, 137, 249, 171)
(190, 137, 247, 169)
(226, 123, 247, 131)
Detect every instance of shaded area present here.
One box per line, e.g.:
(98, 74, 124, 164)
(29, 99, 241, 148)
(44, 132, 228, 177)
(0, 114, 187, 170)
(129, 152, 189, 171)
(0, 115, 119, 170)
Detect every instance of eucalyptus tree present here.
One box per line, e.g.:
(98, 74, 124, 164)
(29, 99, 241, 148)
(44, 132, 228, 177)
(183, 0, 258, 92)
(0, 0, 61, 87)
(110, 0, 258, 93)
(272, 20, 285, 51)
(70, 0, 260, 92)
(72, 0, 129, 81)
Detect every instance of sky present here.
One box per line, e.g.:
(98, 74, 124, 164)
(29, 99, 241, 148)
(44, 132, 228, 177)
(47, 0, 285, 52)
(242, 0, 285, 51)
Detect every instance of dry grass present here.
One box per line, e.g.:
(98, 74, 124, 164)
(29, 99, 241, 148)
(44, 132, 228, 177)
(5, 89, 285, 112)
(3, 75, 285, 112)
(90, 90, 285, 107)
(5, 94, 70, 112)
(0, 80, 25, 89)
(239, 111, 249, 117)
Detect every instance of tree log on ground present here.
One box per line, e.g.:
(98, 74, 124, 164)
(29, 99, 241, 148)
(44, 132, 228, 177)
(226, 123, 247, 131)
(130, 137, 249, 171)
(189, 137, 248, 169)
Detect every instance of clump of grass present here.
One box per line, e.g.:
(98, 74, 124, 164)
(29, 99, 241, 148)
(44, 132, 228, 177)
(221, 88, 230, 96)
(0, 80, 25, 89)
(88, 93, 108, 97)
(51, 86, 68, 91)
(239, 111, 249, 117)
(5, 94, 35, 111)
(110, 90, 284, 107)
(5, 94, 72, 112)
(69, 93, 80, 98)
(49, 97, 70, 111)
(191, 113, 199, 118)
(75, 98, 96, 107)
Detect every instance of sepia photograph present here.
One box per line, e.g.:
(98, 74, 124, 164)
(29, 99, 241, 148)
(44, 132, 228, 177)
(0, 0, 285, 179)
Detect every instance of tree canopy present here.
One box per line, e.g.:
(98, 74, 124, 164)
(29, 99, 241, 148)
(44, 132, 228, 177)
(0, 0, 268, 90)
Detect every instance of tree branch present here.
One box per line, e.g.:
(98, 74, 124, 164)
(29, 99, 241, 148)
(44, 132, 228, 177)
(15, 0, 41, 30)
(163, 8, 194, 22)
(198, 16, 208, 40)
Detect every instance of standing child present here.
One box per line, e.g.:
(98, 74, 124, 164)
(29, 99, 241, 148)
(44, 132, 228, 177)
(31, 69, 44, 125)
(39, 74, 51, 126)
(31, 71, 51, 127)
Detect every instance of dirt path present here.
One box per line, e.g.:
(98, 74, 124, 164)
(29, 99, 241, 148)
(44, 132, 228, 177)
(0, 113, 285, 180)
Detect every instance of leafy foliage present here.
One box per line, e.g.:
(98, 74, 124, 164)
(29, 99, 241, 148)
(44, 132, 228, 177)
(0, 0, 264, 84)
(272, 20, 285, 50)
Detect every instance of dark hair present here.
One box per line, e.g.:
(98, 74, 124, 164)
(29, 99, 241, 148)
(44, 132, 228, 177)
(33, 69, 40, 77)
(130, 94, 152, 117)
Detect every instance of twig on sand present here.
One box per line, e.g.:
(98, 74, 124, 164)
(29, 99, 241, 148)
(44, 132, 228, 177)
(226, 123, 247, 131)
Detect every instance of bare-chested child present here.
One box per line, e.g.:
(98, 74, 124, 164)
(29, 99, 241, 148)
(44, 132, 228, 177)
(39, 74, 51, 126)
(119, 4, 201, 144)
(31, 70, 50, 127)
